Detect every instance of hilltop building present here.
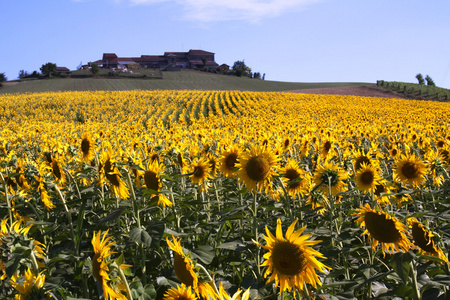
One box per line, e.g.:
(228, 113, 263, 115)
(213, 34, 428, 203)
(97, 50, 218, 71)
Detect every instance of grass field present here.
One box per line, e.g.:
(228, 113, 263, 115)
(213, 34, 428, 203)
(0, 70, 369, 94)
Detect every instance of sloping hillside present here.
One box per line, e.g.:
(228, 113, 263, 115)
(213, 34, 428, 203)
(0, 70, 368, 94)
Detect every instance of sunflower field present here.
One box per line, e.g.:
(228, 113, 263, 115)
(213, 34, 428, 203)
(1, 90, 450, 300)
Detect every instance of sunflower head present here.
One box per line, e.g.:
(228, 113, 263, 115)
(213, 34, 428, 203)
(320, 139, 334, 158)
(256, 219, 331, 294)
(10, 269, 49, 299)
(373, 181, 392, 205)
(144, 160, 172, 207)
(81, 133, 95, 162)
(164, 284, 198, 300)
(166, 236, 198, 289)
(394, 154, 428, 187)
(189, 158, 210, 190)
(100, 150, 129, 199)
(236, 146, 280, 193)
(354, 204, 412, 256)
(281, 159, 310, 197)
(51, 157, 66, 185)
(407, 218, 448, 264)
(219, 144, 241, 178)
(91, 230, 129, 299)
(352, 150, 372, 171)
(355, 162, 381, 193)
(313, 161, 347, 196)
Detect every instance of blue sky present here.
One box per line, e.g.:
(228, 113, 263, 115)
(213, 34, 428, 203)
(1, 0, 450, 88)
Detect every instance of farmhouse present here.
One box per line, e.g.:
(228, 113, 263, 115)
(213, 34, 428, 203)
(99, 50, 218, 71)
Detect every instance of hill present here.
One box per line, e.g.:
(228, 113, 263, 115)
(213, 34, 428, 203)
(0, 69, 369, 94)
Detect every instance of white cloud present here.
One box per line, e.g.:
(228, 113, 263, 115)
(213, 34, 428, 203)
(182, 0, 322, 22)
(119, 0, 323, 22)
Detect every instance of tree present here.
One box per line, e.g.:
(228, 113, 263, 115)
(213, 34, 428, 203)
(416, 73, 425, 85)
(0, 72, 6, 87)
(19, 70, 29, 79)
(90, 63, 100, 75)
(425, 75, 435, 86)
(40, 62, 57, 78)
(232, 60, 251, 77)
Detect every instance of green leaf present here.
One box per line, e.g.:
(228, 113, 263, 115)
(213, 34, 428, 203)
(390, 252, 412, 284)
(395, 284, 414, 298)
(191, 245, 214, 264)
(95, 207, 126, 229)
(131, 281, 157, 300)
(129, 227, 152, 247)
(216, 240, 245, 250)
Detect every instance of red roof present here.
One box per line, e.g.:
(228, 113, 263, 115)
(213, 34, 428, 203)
(102, 53, 118, 60)
(56, 67, 70, 72)
(188, 50, 214, 55)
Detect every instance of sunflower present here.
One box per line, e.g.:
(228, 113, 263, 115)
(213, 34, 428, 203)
(255, 219, 331, 294)
(313, 161, 347, 196)
(81, 133, 95, 162)
(219, 282, 251, 300)
(282, 137, 291, 151)
(144, 159, 172, 207)
(100, 150, 129, 199)
(190, 157, 211, 190)
(51, 157, 66, 185)
(280, 159, 310, 197)
(354, 162, 382, 193)
(373, 181, 392, 205)
(219, 144, 241, 178)
(319, 138, 334, 158)
(36, 164, 56, 210)
(425, 149, 445, 186)
(305, 192, 327, 214)
(164, 284, 198, 300)
(207, 154, 218, 178)
(354, 204, 412, 256)
(166, 236, 218, 299)
(389, 146, 400, 159)
(352, 149, 374, 171)
(176, 149, 186, 174)
(10, 269, 50, 300)
(236, 146, 280, 193)
(394, 153, 428, 187)
(407, 218, 448, 264)
(91, 230, 128, 300)
(439, 148, 450, 166)
(14, 159, 30, 191)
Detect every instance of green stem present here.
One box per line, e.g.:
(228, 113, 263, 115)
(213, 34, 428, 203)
(116, 263, 133, 300)
(126, 170, 140, 228)
(410, 261, 420, 300)
(54, 184, 76, 246)
(252, 191, 261, 279)
(197, 263, 220, 297)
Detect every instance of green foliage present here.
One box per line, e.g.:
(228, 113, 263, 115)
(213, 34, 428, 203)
(416, 73, 425, 85)
(232, 60, 252, 77)
(0, 72, 5, 87)
(90, 63, 99, 75)
(40, 62, 57, 78)
(425, 75, 436, 86)
(377, 80, 450, 100)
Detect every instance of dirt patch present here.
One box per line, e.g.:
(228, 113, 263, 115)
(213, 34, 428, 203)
(284, 84, 420, 100)
(2, 81, 20, 86)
